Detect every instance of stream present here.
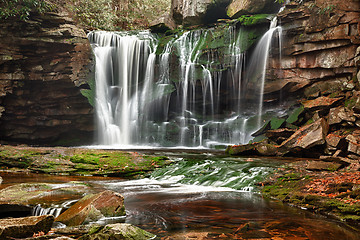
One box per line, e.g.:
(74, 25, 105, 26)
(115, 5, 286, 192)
(1, 151, 360, 239)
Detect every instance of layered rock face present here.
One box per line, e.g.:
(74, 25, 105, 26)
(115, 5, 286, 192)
(0, 12, 94, 145)
(267, 0, 360, 100)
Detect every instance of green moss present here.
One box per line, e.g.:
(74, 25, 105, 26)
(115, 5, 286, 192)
(236, 14, 271, 26)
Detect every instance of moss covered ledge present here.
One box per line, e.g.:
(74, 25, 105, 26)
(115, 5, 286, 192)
(0, 145, 172, 177)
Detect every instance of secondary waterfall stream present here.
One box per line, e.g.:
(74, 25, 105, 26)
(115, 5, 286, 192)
(88, 22, 283, 148)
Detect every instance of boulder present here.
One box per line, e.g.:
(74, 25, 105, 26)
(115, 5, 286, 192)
(149, 14, 177, 32)
(78, 223, 156, 240)
(0, 215, 54, 239)
(55, 190, 125, 226)
(227, 0, 280, 19)
(172, 0, 231, 26)
(280, 118, 329, 150)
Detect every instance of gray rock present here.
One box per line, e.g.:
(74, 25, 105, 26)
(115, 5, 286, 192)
(172, 0, 231, 25)
(227, 0, 280, 18)
(0, 215, 54, 239)
(150, 14, 177, 32)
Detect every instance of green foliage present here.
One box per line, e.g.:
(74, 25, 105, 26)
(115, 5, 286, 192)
(286, 106, 304, 124)
(65, 0, 171, 30)
(0, 0, 53, 20)
(270, 117, 285, 130)
(80, 75, 96, 107)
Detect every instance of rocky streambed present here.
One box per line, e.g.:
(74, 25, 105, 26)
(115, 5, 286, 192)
(0, 145, 360, 239)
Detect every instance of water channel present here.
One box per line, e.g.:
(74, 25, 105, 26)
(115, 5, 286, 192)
(1, 151, 359, 239)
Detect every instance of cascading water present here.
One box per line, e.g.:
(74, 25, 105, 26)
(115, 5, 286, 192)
(88, 22, 282, 148)
(245, 17, 283, 130)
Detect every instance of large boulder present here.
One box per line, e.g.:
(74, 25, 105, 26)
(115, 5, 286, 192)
(172, 0, 231, 26)
(78, 223, 156, 240)
(227, 0, 281, 19)
(55, 190, 125, 226)
(0, 215, 54, 239)
(280, 118, 329, 151)
(149, 14, 177, 32)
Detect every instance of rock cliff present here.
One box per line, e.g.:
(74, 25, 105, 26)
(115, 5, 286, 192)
(0, 12, 94, 145)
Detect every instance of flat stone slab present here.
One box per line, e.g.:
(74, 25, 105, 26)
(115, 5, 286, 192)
(0, 215, 54, 239)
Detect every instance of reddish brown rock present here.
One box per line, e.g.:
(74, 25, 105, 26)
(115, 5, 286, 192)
(280, 118, 329, 150)
(0, 215, 54, 239)
(302, 96, 342, 110)
(55, 190, 125, 226)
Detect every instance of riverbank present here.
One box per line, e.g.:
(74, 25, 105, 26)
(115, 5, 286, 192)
(260, 157, 360, 226)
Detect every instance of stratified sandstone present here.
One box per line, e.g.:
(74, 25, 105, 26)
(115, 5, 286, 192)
(0, 12, 94, 145)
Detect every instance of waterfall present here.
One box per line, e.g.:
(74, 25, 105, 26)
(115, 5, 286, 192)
(245, 18, 282, 130)
(32, 204, 62, 218)
(88, 23, 281, 148)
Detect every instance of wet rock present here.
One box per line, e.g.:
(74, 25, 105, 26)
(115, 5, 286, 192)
(55, 190, 125, 226)
(0, 182, 93, 206)
(328, 107, 356, 125)
(227, 0, 280, 18)
(149, 14, 176, 32)
(306, 161, 342, 171)
(302, 96, 343, 111)
(78, 223, 156, 240)
(280, 118, 329, 150)
(0, 215, 54, 239)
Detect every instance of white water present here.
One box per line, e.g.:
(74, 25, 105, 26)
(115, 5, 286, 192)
(88, 23, 282, 148)
(246, 18, 282, 129)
